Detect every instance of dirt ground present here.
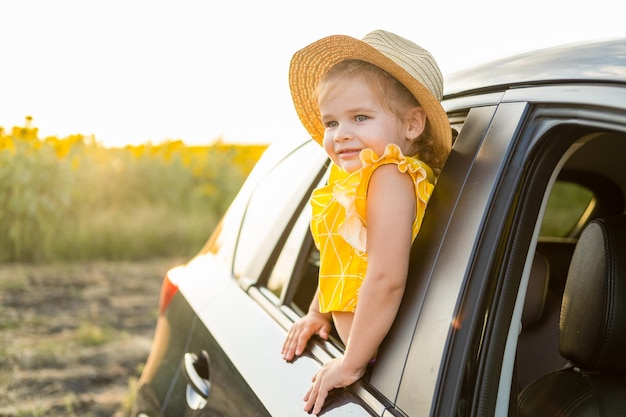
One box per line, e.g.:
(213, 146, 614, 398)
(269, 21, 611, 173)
(0, 258, 185, 417)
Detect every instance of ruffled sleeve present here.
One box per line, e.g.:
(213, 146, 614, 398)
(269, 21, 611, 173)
(333, 143, 435, 253)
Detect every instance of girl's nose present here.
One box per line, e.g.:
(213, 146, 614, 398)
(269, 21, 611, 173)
(334, 124, 353, 142)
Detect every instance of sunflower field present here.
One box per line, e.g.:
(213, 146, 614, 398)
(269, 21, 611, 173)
(0, 119, 267, 263)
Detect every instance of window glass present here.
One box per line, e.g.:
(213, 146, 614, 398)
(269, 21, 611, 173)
(266, 206, 312, 300)
(233, 141, 327, 282)
(539, 181, 594, 238)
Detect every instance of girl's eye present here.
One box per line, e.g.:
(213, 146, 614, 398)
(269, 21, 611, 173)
(325, 121, 338, 128)
(355, 115, 368, 122)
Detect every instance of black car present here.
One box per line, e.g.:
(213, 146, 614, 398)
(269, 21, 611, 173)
(132, 38, 626, 416)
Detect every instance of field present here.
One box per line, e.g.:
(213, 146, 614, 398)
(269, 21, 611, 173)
(0, 258, 182, 416)
(0, 120, 267, 416)
(0, 119, 267, 263)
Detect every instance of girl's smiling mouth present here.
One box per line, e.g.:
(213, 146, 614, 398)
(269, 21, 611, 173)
(336, 148, 362, 159)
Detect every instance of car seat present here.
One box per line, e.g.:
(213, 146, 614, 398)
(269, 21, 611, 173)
(518, 215, 626, 416)
(516, 251, 568, 390)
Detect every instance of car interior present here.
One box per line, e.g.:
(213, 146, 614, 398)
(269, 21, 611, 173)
(516, 131, 626, 412)
(518, 214, 626, 415)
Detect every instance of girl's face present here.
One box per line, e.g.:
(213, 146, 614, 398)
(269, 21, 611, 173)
(319, 77, 421, 173)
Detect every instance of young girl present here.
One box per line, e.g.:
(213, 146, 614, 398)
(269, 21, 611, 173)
(282, 30, 452, 414)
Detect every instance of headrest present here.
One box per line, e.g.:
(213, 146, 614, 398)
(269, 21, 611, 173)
(559, 215, 626, 372)
(522, 253, 549, 328)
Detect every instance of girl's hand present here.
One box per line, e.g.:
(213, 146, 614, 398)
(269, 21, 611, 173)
(282, 311, 331, 361)
(303, 357, 365, 415)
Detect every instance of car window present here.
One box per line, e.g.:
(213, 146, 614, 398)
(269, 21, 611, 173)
(233, 140, 327, 283)
(265, 206, 313, 304)
(261, 160, 328, 314)
(507, 130, 626, 414)
(539, 181, 594, 238)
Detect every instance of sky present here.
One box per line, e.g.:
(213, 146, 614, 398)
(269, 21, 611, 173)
(1, 0, 625, 147)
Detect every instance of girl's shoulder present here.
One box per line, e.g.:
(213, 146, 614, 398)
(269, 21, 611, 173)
(322, 144, 434, 202)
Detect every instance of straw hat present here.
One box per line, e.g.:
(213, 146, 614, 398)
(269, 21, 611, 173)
(289, 29, 451, 161)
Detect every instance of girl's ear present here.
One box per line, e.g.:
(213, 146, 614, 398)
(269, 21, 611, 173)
(406, 106, 426, 140)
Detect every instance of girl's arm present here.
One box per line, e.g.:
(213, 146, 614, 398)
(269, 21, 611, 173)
(304, 165, 416, 414)
(343, 164, 416, 369)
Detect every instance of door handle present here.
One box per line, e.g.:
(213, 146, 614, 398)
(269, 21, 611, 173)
(183, 350, 211, 409)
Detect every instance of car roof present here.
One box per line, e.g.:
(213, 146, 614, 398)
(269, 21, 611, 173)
(444, 37, 626, 98)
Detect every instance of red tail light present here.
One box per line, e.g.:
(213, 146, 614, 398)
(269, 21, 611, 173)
(158, 273, 179, 314)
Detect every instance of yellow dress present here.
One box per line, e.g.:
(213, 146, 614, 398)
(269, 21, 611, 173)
(310, 143, 435, 313)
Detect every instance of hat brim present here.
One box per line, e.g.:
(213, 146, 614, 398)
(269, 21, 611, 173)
(289, 34, 451, 149)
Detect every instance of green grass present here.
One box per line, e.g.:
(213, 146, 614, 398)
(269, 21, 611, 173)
(75, 322, 116, 347)
(0, 125, 266, 263)
(51, 204, 220, 262)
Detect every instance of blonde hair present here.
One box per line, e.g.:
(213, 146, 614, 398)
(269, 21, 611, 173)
(317, 60, 444, 177)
